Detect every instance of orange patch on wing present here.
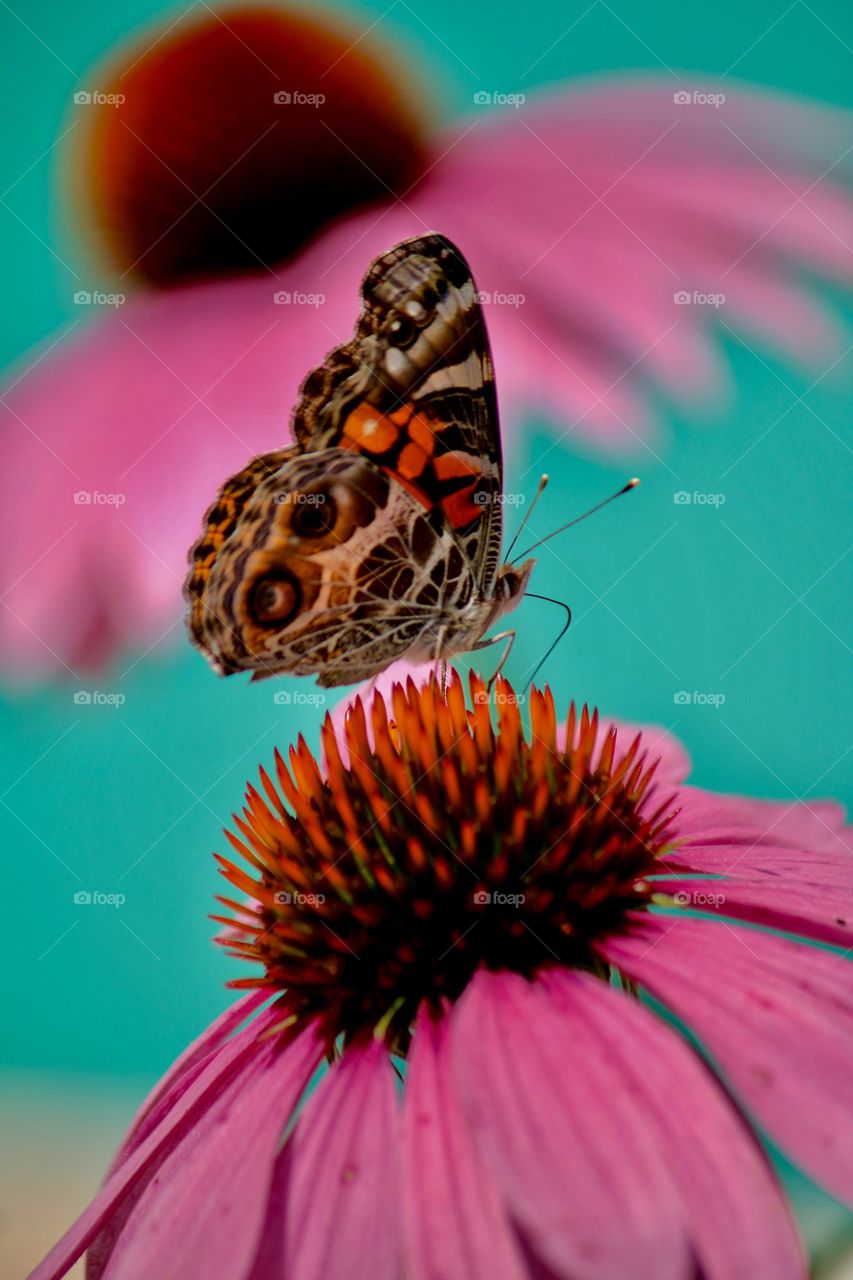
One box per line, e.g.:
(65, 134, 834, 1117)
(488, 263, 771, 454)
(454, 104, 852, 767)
(386, 470, 432, 509)
(441, 485, 483, 528)
(433, 452, 486, 527)
(398, 441, 430, 480)
(433, 452, 482, 482)
(343, 403, 399, 453)
(343, 400, 442, 467)
(407, 411, 438, 456)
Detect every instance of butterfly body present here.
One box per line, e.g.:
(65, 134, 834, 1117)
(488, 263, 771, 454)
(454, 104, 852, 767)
(186, 234, 534, 686)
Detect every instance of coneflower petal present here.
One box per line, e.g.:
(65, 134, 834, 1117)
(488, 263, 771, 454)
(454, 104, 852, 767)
(540, 968, 806, 1280)
(28, 1004, 306, 1280)
(108, 991, 272, 1169)
(670, 791, 849, 854)
(670, 840, 853, 887)
(401, 1004, 528, 1280)
(99, 1023, 323, 1280)
(452, 968, 690, 1280)
(84, 991, 274, 1277)
(276, 1040, 401, 1280)
(654, 873, 853, 948)
(603, 917, 853, 1207)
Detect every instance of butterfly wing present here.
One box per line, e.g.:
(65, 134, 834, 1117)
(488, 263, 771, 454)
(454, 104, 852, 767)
(187, 448, 479, 685)
(185, 235, 502, 685)
(293, 233, 504, 595)
(185, 446, 300, 651)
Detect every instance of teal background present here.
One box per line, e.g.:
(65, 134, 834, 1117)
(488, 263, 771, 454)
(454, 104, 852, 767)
(0, 0, 851, 1269)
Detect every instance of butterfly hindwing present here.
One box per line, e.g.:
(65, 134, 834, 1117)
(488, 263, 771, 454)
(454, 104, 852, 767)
(186, 446, 299, 649)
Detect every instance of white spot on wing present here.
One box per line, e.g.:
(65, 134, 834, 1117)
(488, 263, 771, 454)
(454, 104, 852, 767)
(416, 349, 485, 397)
(385, 348, 410, 381)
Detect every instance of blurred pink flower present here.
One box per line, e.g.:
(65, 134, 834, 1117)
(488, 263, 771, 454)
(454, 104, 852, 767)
(31, 674, 852, 1279)
(3, 78, 852, 677)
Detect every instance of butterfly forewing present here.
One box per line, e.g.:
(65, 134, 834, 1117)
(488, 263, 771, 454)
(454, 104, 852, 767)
(293, 234, 504, 591)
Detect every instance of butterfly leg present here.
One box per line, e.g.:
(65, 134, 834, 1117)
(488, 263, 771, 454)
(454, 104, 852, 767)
(470, 629, 516, 692)
(432, 624, 449, 695)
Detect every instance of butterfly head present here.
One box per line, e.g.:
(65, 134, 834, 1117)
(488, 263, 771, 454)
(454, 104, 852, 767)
(492, 557, 535, 620)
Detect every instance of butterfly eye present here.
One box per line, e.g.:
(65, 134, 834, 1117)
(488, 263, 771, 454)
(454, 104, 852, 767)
(250, 573, 301, 626)
(291, 494, 338, 537)
(387, 312, 418, 348)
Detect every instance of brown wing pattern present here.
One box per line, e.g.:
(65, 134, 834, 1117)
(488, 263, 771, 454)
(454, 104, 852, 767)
(291, 234, 504, 593)
(185, 446, 299, 645)
(184, 234, 508, 686)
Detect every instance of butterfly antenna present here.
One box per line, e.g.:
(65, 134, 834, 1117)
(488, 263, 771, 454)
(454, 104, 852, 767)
(510, 477, 640, 565)
(523, 593, 572, 692)
(504, 474, 549, 564)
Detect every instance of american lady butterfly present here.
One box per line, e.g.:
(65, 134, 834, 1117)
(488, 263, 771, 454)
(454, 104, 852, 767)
(185, 233, 535, 687)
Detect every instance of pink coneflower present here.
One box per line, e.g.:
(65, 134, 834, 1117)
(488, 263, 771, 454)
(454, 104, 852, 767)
(2, 6, 853, 677)
(32, 672, 852, 1279)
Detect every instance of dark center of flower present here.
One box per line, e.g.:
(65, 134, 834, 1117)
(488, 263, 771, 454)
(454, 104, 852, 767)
(215, 673, 678, 1054)
(77, 7, 430, 284)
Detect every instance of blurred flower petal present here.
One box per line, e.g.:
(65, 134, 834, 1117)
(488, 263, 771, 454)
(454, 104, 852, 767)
(98, 1025, 323, 1280)
(603, 919, 853, 1207)
(30, 1003, 309, 1280)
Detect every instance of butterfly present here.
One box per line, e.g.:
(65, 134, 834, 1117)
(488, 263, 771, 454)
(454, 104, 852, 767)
(184, 233, 535, 687)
